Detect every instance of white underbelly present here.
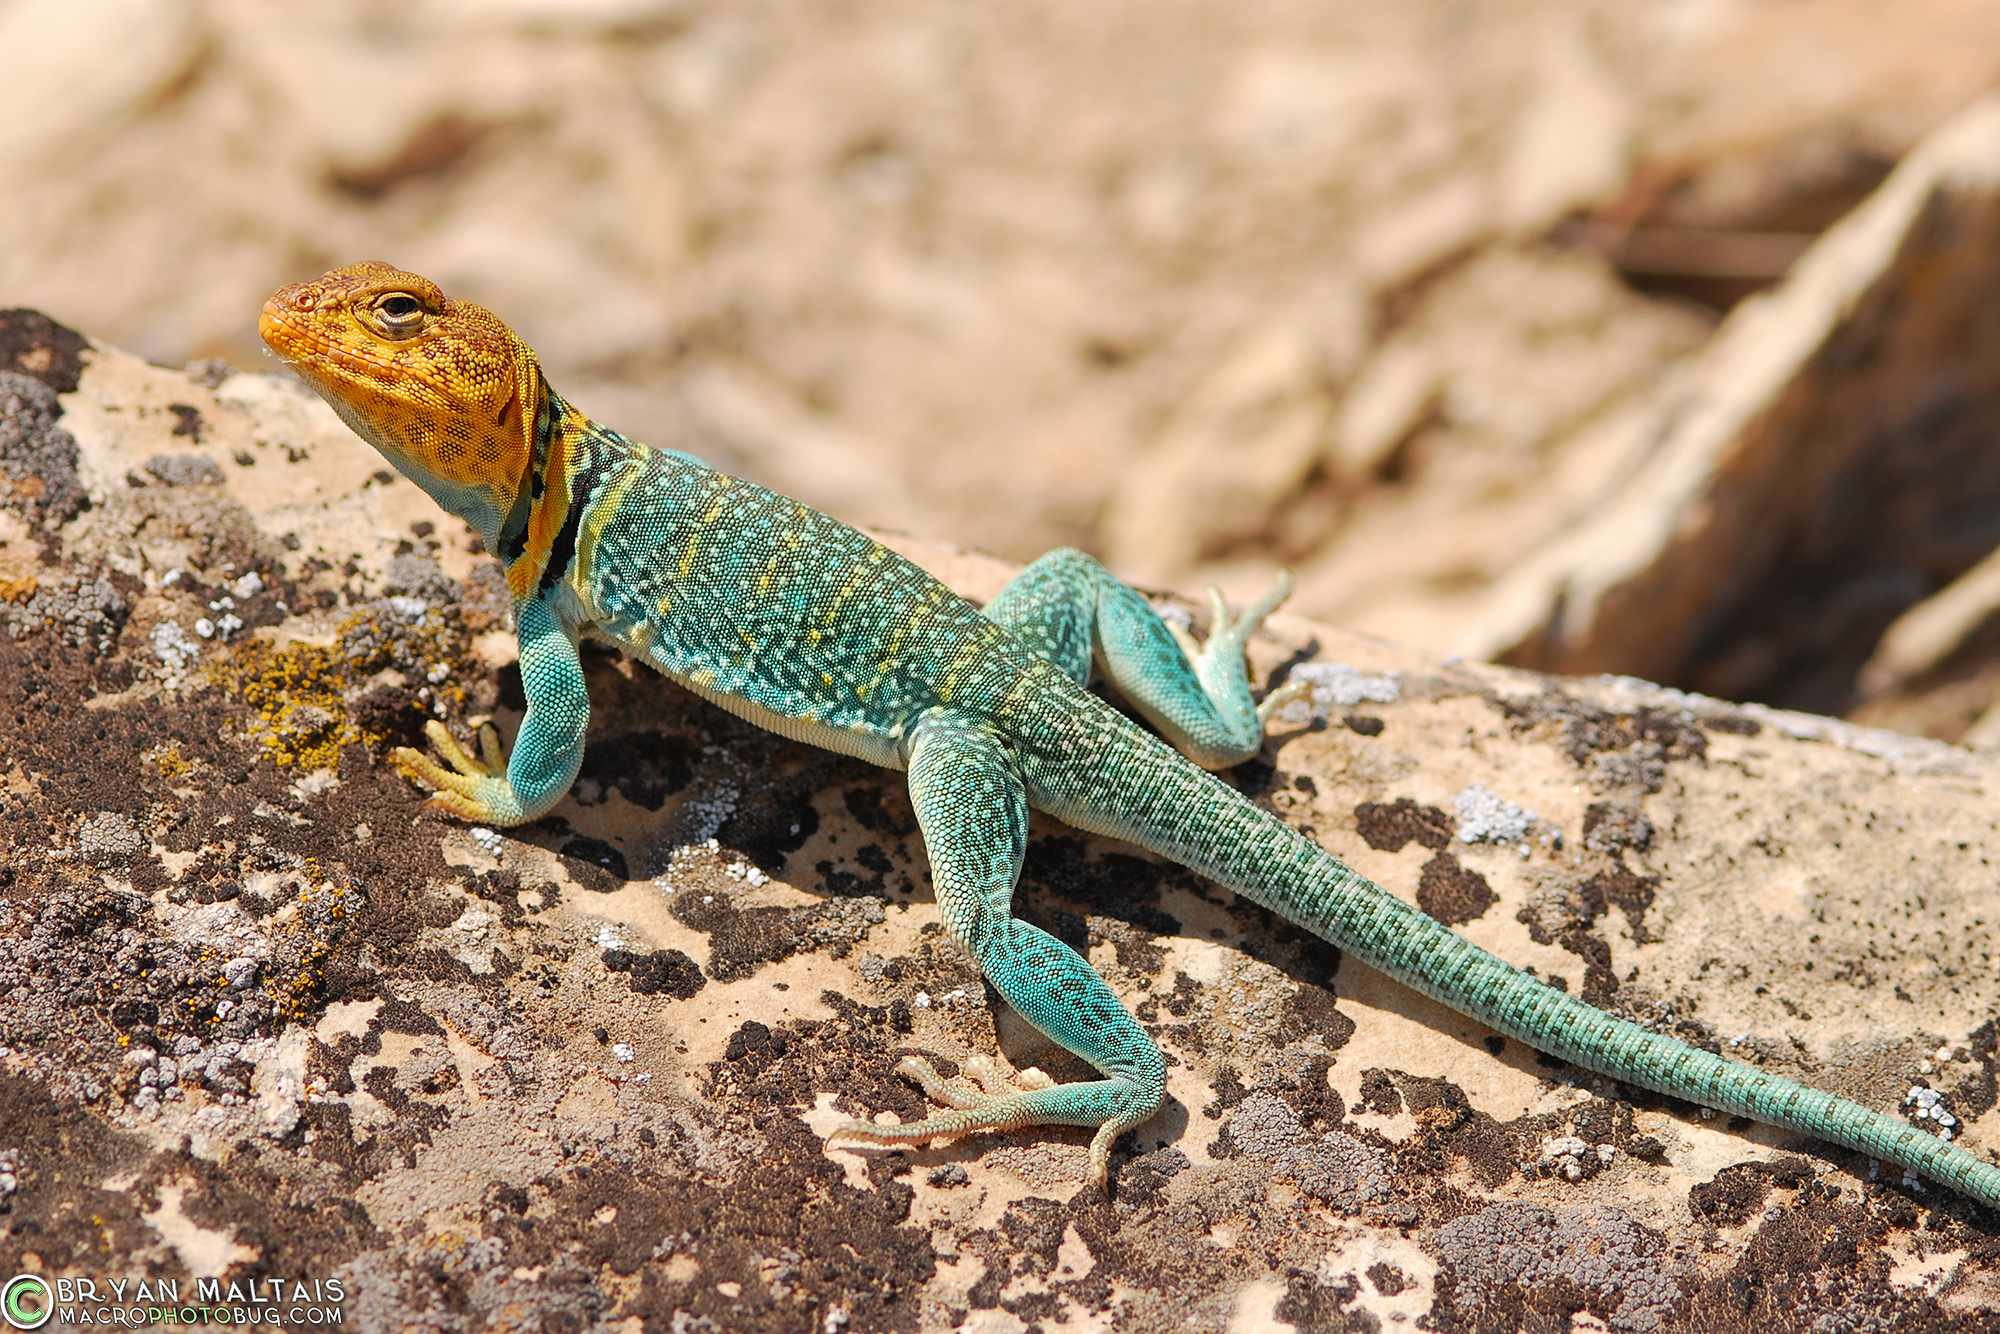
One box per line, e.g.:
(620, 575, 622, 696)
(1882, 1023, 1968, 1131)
(667, 669, 908, 771)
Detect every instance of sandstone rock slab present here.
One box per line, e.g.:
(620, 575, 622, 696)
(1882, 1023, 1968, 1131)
(0, 322, 1997, 1329)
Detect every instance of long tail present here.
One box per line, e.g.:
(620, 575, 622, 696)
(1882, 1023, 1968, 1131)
(1085, 758, 2000, 1210)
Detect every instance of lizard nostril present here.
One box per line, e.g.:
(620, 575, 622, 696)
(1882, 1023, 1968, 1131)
(294, 292, 318, 311)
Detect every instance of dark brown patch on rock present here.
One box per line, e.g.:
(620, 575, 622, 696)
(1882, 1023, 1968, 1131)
(559, 835, 629, 887)
(1020, 835, 1183, 939)
(0, 309, 87, 393)
(349, 682, 430, 751)
(1276, 1270, 1375, 1332)
(1497, 691, 1707, 794)
(1417, 852, 1497, 924)
(1354, 797, 1453, 852)
(669, 881, 885, 982)
(1391, 1072, 1518, 1189)
(844, 781, 917, 837)
(603, 947, 706, 999)
(1576, 863, 1659, 943)
(1366, 1261, 1409, 1296)
(1677, 1169, 1979, 1331)
(1277, 981, 1356, 1053)
(1357, 1069, 1403, 1117)
(1688, 1157, 1814, 1227)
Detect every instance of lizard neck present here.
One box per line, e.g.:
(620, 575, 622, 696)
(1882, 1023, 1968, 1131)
(499, 383, 628, 607)
(494, 381, 558, 568)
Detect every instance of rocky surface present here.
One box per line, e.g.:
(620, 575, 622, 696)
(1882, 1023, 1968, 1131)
(5, 316, 2000, 1329)
(1465, 96, 2000, 729)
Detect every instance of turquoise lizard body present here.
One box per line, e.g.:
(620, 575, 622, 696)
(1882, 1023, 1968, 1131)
(262, 261, 2000, 1205)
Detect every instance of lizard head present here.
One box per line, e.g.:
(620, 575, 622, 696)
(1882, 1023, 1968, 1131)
(260, 261, 540, 544)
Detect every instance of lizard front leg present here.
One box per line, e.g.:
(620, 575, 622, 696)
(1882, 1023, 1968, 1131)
(392, 596, 589, 827)
(827, 711, 1167, 1189)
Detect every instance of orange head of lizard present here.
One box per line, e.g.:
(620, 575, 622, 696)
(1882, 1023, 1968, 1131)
(260, 261, 541, 544)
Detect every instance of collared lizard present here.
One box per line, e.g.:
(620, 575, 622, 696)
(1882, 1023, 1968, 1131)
(260, 261, 2000, 1206)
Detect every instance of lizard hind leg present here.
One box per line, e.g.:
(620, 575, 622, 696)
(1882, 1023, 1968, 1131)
(981, 547, 1299, 769)
(825, 712, 1167, 1189)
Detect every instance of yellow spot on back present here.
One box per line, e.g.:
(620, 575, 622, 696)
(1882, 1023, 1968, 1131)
(573, 456, 645, 597)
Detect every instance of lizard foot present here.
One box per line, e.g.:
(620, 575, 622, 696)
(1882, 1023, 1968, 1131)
(827, 1054, 1139, 1191)
(391, 720, 524, 824)
(1225, 573, 1316, 728)
(1163, 572, 1310, 730)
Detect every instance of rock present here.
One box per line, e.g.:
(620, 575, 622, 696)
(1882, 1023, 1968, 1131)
(432, 0, 683, 29)
(1328, 339, 1441, 477)
(1499, 22, 1633, 233)
(1211, 49, 1416, 170)
(1101, 320, 1333, 583)
(0, 327, 1996, 1329)
(1466, 96, 2000, 720)
(1852, 535, 2000, 745)
(1352, 174, 1494, 292)
(1288, 247, 1707, 643)
(0, 0, 198, 173)
(5, 0, 2000, 608)
(1857, 540, 2000, 700)
(676, 364, 923, 535)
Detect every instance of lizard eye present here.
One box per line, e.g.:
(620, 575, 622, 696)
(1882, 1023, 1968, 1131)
(365, 292, 429, 339)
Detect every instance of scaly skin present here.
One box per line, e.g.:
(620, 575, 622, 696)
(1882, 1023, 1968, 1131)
(261, 262, 2000, 1205)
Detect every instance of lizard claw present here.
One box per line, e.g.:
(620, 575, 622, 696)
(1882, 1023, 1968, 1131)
(826, 1053, 1126, 1191)
(1256, 677, 1315, 727)
(390, 720, 523, 824)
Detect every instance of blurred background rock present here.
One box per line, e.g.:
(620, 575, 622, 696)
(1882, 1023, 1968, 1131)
(8, 0, 2000, 737)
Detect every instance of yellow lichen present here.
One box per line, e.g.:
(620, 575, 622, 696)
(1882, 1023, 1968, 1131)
(149, 744, 190, 779)
(203, 602, 473, 775)
(274, 872, 359, 1023)
(205, 639, 351, 770)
